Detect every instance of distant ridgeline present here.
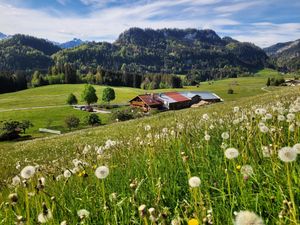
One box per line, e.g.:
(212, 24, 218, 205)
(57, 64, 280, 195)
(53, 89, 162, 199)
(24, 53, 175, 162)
(0, 28, 275, 93)
(264, 39, 300, 72)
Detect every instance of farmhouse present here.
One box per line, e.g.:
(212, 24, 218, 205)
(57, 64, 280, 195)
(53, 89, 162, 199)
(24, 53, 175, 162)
(129, 91, 222, 112)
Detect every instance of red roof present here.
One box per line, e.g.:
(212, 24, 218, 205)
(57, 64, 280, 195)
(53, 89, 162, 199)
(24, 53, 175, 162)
(164, 92, 190, 102)
(138, 95, 163, 106)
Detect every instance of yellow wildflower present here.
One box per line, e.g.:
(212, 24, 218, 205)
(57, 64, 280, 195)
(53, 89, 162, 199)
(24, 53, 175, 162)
(188, 218, 199, 225)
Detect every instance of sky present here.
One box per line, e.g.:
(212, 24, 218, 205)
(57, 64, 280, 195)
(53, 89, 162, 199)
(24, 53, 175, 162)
(0, 0, 299, 47)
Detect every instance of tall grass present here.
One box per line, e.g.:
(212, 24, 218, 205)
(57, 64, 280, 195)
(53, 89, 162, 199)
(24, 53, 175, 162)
(0, 87, 299, 224)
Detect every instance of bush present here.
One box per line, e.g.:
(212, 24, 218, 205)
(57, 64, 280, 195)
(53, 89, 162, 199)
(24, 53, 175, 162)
(112, 108, 142, 122)
(227, 88, 234, 94)
(0, 120, 22, 141)
(66, 93, 78, 105)
(64, 115, 80, 130)
(85, 113, 101, 126)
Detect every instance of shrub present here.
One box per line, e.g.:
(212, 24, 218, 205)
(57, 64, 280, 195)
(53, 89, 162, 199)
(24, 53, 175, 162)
(112, 108, 142, 122)
(85, 113, 101, 126)
(0, 120, 22, 141)
(227, 88, 234, 94)
(64, 115, 80, 130)
(66, 93, 78, 105)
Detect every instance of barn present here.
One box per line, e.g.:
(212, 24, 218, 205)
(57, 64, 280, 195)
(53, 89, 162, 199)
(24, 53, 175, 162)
(129, 91, 222, 112)
(129, 94, 163, 112)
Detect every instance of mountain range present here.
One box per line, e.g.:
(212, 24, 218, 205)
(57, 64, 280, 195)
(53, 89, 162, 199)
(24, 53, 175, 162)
(264, 39, 300, 72)
(0, 28, 299, 77)
(0, 32, 8, 40)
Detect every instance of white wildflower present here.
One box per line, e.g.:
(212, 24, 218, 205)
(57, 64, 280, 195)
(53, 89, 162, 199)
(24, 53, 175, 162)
(12, 176, 21, 186)
(144, 125, 151, 131)
(259, 125, 269, 133)
(202, 114, 209, 121)
(234, 210, 264, 225)
(204, 134, 211, 141)
(241, 165, 254, 176)
(188, 176, 201, 188)
(286, 113, 295, 122)
(233, 106, 239, 113)
(278, 147, 297, 162)
(63, 170, 72, 178)
(221, 132, 229, 140)
(82, 145, 91, 154)
(293, 143, 300, 154)
(277, 115, 285, 121)
(77, 209, 90, 220)
(20, 166, 36, 179)
(95, 166, 109, 179)
(225, 148, 239, 159)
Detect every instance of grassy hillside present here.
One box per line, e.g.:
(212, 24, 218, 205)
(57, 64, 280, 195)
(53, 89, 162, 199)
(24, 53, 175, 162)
(0, 75, 276, 137)
(0, 86, 299, 224)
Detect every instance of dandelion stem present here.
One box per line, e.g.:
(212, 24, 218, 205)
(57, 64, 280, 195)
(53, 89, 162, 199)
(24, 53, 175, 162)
(25, 188, 30, 225)
(101, 180, 107, 223)
(286, 163, 297, 223)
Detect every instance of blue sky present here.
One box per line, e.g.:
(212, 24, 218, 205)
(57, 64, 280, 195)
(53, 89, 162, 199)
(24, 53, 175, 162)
(0, 0, 299, 47)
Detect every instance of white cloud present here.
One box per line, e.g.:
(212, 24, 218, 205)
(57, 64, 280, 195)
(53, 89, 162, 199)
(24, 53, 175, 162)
(215, 1, 261, 14)
(230, 23, 300, 47)
(0, 0, 299, 48)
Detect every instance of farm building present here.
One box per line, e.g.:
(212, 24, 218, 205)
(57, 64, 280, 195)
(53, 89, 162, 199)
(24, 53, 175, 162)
(129, 91, 222, 112)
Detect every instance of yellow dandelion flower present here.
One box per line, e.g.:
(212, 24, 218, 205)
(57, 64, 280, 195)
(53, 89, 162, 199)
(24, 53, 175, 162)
(188, 218, 199, 225)
(236, 165, 241, 170)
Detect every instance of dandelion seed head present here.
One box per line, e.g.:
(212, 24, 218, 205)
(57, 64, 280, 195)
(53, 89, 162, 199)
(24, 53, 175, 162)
(221, 132, 229, 140)
(12, 176, 21, 186)
(77, 209, 90, 220)
(202, 114, 209, 121)
(95, 166, 109, 179)
(293, 143, 300, 154)
(277, 115, 285, 121)
(189, 176, 201, 188)
(241, 165, 254, 176)
(234, 210, 264, 225)
(278, 147, 297, 162)
(20, 166, 36, 179)
(63, 170, 72, 178)
(144, 125, 151, 131)
(225, 148, 239, 159)
(38, 208, 53, 224)
(204, 134, 211, 141)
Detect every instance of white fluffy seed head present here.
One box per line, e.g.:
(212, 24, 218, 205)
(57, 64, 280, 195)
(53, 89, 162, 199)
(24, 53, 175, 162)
(20, 166, 36, 179)
(278, 147, 297, 162)
(225, 148, 239, 159)
(241, 165, 254, 176)
(293, 143, 300, 154)
(37, 210, 53, 223)
(221, 132, 229, 140)
(189, 176, 201, 188)
(63, 170, 72, 178)
(95, 166, 109, 179)
(234, 210, 264, 225)
(77, 209, 90, 219)
(12, 176, 21, 186)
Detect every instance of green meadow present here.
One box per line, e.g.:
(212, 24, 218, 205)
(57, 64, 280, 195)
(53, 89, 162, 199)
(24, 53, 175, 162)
(0, 86, 299, 224)
(0, 69, 284, 138)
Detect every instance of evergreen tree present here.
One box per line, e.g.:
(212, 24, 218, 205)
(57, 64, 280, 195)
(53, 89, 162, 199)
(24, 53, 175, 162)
(66, 93, 78, 105)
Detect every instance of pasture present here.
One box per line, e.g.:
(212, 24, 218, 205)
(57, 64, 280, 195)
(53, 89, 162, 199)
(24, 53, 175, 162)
(0, 72, 280, 137)
(0, 86, 299, 224)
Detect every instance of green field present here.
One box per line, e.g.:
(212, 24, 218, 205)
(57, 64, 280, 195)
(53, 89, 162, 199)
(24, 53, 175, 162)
(0, 86, 299, 224)
(0, 70, 283, 138)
